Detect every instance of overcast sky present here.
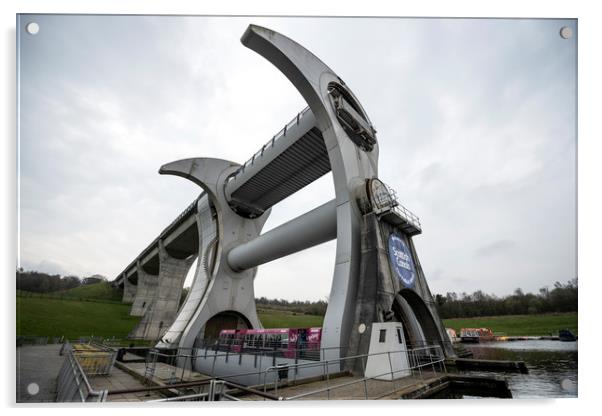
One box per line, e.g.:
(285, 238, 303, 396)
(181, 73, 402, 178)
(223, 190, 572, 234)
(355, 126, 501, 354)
(18, 15, 576, 301)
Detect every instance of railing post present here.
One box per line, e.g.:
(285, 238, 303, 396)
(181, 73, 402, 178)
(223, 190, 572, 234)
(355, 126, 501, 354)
(208, 379, 215, 401)
(387, 351, 394, 380)
(211, 351, 217, 377)
(258, 354, 263, 386)
(360, 354, 369, 400)
(324, 360, 330, 400)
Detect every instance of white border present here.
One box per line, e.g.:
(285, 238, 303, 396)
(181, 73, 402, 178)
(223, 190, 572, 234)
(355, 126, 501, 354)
(3, 1, 599, 414)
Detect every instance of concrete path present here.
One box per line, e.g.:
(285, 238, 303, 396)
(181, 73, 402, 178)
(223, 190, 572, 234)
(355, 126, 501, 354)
(16, 344, 167, 402)
(16, 344, 65, 403)
(240, 371, 444, 400)
(90, 367, 165, 402)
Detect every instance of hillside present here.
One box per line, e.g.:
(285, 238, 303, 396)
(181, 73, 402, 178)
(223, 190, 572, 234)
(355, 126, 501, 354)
(18, 282, 574, 339)
(442, 312, 577, 336)
(57, 281, 124, 301)
(16, 285, 325, 339)
(16, 296, 140, 339)
(17, 281, 124, 303)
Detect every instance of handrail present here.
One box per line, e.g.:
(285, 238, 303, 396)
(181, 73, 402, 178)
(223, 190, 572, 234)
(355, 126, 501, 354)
(56, 350, 108, 402)
(279, 345, 445, 400)
(108, 377, 281, 401)
(378, 183, 421, 230)
(143, 343, 444, 399)
(229, 106, 312, 178)
(113, 342, 446, 401)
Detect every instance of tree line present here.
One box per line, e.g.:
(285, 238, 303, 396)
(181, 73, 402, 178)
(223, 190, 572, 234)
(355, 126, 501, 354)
(434, 278, 577, 319)
(255, 296, 328, 316)
(16, 269, 106, 293)
(17, 268, 577, 319)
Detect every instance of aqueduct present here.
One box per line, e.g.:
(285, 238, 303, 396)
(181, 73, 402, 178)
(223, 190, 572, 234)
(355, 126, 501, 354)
(112, 24, 454, 375)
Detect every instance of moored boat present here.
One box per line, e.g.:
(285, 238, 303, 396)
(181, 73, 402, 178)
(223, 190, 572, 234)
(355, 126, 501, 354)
(460, 328, 495, 343)
(446, 328, 460, 343)
(558, 329, 577, 342)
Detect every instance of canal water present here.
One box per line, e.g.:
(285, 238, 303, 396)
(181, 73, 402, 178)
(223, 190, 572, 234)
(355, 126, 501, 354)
(460, 340, 578, 399)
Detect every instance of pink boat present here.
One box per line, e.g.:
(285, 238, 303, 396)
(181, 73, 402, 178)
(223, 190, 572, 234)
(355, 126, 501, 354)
(217, 327, 322, 359)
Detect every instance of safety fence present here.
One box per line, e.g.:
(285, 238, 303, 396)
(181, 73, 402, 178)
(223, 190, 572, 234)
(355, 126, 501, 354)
(142, 344, 324, 387)
(271, 345, 445, 400)
(107, 378, 280, 402)
(55, 350, 108, 402)
(60, 340, 117, 375)
(136, 343, 445, 401)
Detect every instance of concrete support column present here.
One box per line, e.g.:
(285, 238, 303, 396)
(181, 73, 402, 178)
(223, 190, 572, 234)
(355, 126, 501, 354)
(129, 261, 157, 317)
(129, 240, 195, 340)
(122, 273, 136, 304)
(158, 195, 216, 347)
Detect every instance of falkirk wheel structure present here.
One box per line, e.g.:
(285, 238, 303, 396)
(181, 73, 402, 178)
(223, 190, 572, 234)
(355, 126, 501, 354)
(112, 24, 455, 372)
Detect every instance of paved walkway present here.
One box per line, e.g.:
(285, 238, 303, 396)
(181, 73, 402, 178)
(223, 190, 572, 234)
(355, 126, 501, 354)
(241, 370, 444, 400)
(16, 344, 65, 403)
(90, 367, 165, 402)
(17, 344, 165, 402)
(124, 361, 210, 384)
(17, 346, 447, 402)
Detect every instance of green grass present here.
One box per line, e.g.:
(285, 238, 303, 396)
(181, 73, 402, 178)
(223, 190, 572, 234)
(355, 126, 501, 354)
(16, 292, 323, 341)
(17, 282, 124, 303)
(258, 308, 324, 328)
(58, 281, 124, 301)
(17, 284, 574, 340)
(16, 296, 140, 339)
(442, 312, 577, 336)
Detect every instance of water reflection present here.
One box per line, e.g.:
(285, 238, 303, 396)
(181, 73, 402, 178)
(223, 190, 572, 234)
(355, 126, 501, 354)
(462, 340, 578, 398)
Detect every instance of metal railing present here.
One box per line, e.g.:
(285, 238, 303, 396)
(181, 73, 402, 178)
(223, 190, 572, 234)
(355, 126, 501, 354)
(141, 344, 329, 389)
(392, 203, 422, 230)
(147, 380, 229, 401)
(195, 337, 322, 360)
(110, 378, 279, 402)
(262, 344, 445, 400)
(56, 350, 108, 402)
(59, 340, 117, 375)
(138, 342, 445, 401)
(374, 183, 421, 231)
(230, 106, 312, 177)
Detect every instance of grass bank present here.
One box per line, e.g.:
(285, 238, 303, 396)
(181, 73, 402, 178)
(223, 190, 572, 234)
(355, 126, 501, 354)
(18, 285, 572, 339)
(17, 281, 124, 303)
(16, 296, 140, 339)
(442, 312, 577, 336)
(258, 308, 324, 328)
(16, 297, 324, 340)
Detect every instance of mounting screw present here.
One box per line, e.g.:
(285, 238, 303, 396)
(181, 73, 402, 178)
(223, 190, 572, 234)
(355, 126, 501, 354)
(559, 26, 573, 39)
(26, 22, 39, 35)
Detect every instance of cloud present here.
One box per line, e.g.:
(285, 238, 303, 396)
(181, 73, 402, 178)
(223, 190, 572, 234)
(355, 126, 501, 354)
(18, 16, 576, 300)
(475, 240, 517, 258)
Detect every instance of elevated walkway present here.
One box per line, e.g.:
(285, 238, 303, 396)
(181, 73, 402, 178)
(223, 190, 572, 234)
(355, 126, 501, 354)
(113, 194, 202, 286)
(225, 107, 331, 217)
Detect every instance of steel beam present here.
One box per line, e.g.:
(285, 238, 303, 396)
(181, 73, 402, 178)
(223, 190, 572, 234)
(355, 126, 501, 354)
(227, 199, 337, 272)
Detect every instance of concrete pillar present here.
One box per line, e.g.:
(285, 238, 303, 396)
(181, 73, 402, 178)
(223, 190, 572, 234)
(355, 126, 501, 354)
(122, 273, 136, 304)
(157, 195, 216, 348)
(129, 240, 195, 340)
(129, 261, 157, 317)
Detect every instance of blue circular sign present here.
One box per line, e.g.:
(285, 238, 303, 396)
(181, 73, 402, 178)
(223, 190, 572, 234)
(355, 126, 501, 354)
(388, 234, 416, 287)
